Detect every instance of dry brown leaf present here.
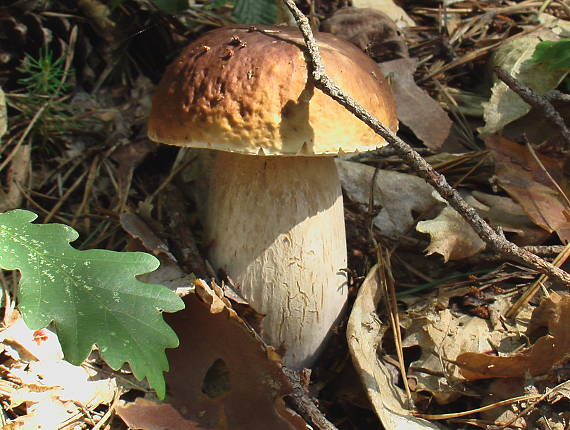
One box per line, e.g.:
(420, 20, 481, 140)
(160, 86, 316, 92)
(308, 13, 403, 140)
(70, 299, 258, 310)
(4, 359, 117, 427)
(479, 379, 527, 427)
(351, 0, 415, 28)
(399, 291, 533, 406)
(0, 85, 29, 214)
(0, 144, 31, 212)
(466, 191, 550, 246)
(0, 314, 116, 428)
(378, 58, 453, 151)
(117, 397, 202, 430)
(120, 212, 176, 261)
(6, 393, 73, 430)
(548, 380, 570, 403)
(122, 214, 196, 292)
(416, 205, 486, 261)
(487, 136, 570, 242)
(504, 97, 570, 148)
(457, 292, 570, 380)
(164, 280, 306, 430)
(0, 317, 62, 362)
(322, 8, 408, 62)
(110, 139, 156, 209)
(336, 160, 440, 237)
(402, 307, 491, 404)
(347, 265, 440, 429)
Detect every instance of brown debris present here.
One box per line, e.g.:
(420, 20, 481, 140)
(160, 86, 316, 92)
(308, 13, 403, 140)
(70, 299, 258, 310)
(378, 58, 453, 151)
(0, 144, 31, 213)
(495, 67, 570, 149)
(321, 7, 408, 62)
(2, 0, 570, 428)
(487, 136, 570, 242)
(116, 397, 202, 430)
(120, 212, 177, 262)
(457, 292, 570, 380)
(164, 280, 306, 430)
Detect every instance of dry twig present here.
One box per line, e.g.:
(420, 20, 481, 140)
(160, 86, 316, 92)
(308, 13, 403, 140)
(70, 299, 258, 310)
(413, 393, 542, 421)
(495, 67, 570, 149)
(506, 243, 570, 318)
(545, 89, 570, 103)
(367, 170, 412, 404)
(282, 367, 338, 430)
(281, 0, 570, 287)
(496, 380, 570, 429)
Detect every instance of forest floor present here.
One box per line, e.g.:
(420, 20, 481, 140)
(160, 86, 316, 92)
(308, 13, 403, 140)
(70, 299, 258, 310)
(0, 0, 569, 429)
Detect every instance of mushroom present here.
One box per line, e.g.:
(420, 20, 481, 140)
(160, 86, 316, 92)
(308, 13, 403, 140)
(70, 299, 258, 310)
(148, 25, 397, 369)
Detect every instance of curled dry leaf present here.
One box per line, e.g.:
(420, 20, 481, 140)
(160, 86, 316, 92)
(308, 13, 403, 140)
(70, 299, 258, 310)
(487, 136, 570, 242)
(164, 280, 306, 430)
(120, 211, 196, 294)
(347, 265, 440, 429)
(339, 159, 541, 260)
(548, 380, 570, 403)
(399, 291, 534, 406)
(456, 292, 570, 380)
(416, 205, 486, 261)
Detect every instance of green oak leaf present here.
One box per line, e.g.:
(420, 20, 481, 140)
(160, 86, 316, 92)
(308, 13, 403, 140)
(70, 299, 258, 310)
(0, 209, 184, 398)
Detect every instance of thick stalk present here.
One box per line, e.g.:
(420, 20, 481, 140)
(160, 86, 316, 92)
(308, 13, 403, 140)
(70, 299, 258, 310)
(206, 152, 348, 368)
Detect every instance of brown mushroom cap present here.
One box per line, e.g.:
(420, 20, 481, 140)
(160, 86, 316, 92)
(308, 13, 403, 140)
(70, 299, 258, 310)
(148, 25, 397, 156)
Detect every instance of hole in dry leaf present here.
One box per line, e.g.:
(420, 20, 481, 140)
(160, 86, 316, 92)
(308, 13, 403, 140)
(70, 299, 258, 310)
(201, 358, 231, 399)
(403, 345, 422, 367)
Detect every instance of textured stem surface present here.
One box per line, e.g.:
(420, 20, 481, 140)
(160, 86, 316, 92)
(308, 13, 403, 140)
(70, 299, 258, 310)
(206, 153, 348, 368)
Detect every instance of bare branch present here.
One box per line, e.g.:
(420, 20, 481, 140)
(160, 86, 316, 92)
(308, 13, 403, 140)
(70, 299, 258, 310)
(281, 0, 570, 286)
(495, 67, 570, 149)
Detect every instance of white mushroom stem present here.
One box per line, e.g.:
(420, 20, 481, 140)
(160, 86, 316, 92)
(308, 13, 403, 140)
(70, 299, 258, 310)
(206, 151, 348, 369)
